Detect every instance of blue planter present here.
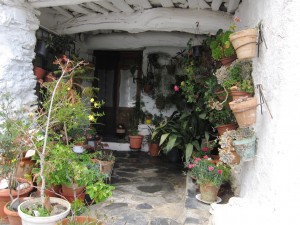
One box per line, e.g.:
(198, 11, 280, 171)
(233, 136, 256, 161)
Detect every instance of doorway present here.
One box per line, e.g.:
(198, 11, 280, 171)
(93, 51, 142, 140)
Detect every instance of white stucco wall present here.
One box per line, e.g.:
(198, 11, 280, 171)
(211, 1, 300, 225)
(0, 1, 39, 110)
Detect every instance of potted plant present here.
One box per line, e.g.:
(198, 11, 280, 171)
(0, 94, 34, 223)
(17, 56, 108, 225)
(128, 128, 143, 150)
(231, 128, 256, 161)
(229, 96, 258, 128)
(209, 29, 236, 66)
(230, 28, 258, 59)
(148, 126, 161, 157)
(191, 156, 230, 203)
(46, 34, 74, 56)
(92, 150, 115, 176)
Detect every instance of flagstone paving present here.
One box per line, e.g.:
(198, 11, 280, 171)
(86, 151, 217, 225)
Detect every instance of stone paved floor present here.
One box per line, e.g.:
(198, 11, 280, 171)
(86, 151, 189, 225)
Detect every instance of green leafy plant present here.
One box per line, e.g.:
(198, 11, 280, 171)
(92, 150, 115, 162)
(209, 29, 235, 60)
(188, 157, 230, 187)
(46, 34, 74, 54)
(86, 181, 115, 204)
(70, 199, 86, 216)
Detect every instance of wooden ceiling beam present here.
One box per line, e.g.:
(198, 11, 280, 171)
(83, 2, 109, 14)
(227, 0, 240, 13)
(52, 6, 74, 19)
(109, 0, 134, 13)
(211, 0, 223, 11)
(54, 8, 232, 35)
(188, 0, 210, 9)
(94, 0, 121, 13)
(28, 0, 103, 8)
(65, 4, 96, 15)
(159, 0, 174, 8)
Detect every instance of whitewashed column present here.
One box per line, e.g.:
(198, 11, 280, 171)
(0, 0, 40, 110)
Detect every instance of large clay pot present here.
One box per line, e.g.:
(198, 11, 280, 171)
(56, 216, 99, 225)
(199, 183, 220, 203)
(229, 97, 258, 127)
(129, 135, 143, 150)
(59, 188, 85, 203)
(4, 197, 31, 225)
(18, 197, 70, 225)
(36, 184, 61, 198)
(230, 28, 258, 59)
(149, 143, 159, 157)
(61, 184, 85, 196)
(216, 123, 238, 136)
(0, 179, 33, 223)
(15, 157, 35, 180)
(230, 90, 253, 100)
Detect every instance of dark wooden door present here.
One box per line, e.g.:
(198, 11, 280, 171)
(93, 51, 142, 138)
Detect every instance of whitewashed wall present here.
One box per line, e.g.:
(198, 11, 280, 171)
(211, 1, 300, 225)
(0, 1, 39, 111)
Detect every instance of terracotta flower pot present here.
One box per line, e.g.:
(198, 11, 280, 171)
(59, 188, 85, 203)
(220, 54, 237, 67)
(149, 143, 159, 157)
(0, 179, 33, 223)
(216, 123, 238, 136)
(129, 135, 143, 150)
(61, 184, 85, 196)
(230, 28, 258, 59)
(56, 216, 99, 225)
(92, 159, 114, 174)
(199, 183, 220, 203)
(229, 97, 258, 127)
(15, 157, 35, 180)
(33, 66, 46, 79)
(4, 197, 31, 225)
(230, 90, 253, 100)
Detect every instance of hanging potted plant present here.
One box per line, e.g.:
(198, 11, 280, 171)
(230, 28, 258, 59)
(231, 128, 256, 161)
(209, 29, 237, 66)
(229, 96, 258, 128)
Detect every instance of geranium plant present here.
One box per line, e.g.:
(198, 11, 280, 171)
(189, 156, 230, 187)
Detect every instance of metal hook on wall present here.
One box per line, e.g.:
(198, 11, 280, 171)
(257, 22, 268, 57)
(257, 84, 273, 119)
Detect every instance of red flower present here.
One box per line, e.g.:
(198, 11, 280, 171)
(202, 147, 208, 152)
(208, 166, 214, 171)
(217, 170, 223, 175)
(174, 85, 179, 92)
(188, 164, 195, 169)
(194, 157, 201, 163)
(203, 155, 208, 159)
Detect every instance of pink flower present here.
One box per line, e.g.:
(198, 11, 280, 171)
(203, 155, 208, 159)
(174, 85, 179, 92)
(217, 170, 223, 175)
(202, 147, 208, 152)
(208, 166, 214, 171)
(194, 158, 201, 163)
(188, 164, 195, 169)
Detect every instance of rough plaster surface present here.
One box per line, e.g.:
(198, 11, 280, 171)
(210, 1, 300, 224)
(0, 2, 39, 110)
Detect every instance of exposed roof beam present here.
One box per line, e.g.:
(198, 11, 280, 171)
(159, 0, 174, 8)
(136, 0, 152, 9)
(52, 6, 74, 19)
(65, 4, 96, 15)
(55, 8, 232, 35)
(87, 31, 196, 50)
(109, 0, 134, 13)
(188, 0, 210, 9)
(95, 0, 120, 12)
(227, 0, 240, 13)
(28, 0, 103, 8)
(211, 0, 223, 11)
(83, 2, 109, 14)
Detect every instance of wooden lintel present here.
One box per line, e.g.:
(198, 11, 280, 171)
(66, 4, 95, 15)
(54, 8, 232, 35)
(95, 1, 120, 13)
(52, 6, 74, 19)
(29, 0, 103, 8)
(84, 2, 109, 14)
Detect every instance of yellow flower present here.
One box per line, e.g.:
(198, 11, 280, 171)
(67, 87, 71, 90)
(88, 115, 95, 121)
(29, 112, 34, 117)
(181, 81, 185, 87)
(11, 158, 16, 163)
(94, 102, 100, 108)
(90, 98, 95, 103)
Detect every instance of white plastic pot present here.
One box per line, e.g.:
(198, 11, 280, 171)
(18, 197, 70, 225)
(72, 145, 84, 153)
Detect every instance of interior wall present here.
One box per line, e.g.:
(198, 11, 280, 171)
(0, 2, 39, 112)
(211, 0, 300, 224)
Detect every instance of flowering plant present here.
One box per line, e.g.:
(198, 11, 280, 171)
(188, 156, 230, 187)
